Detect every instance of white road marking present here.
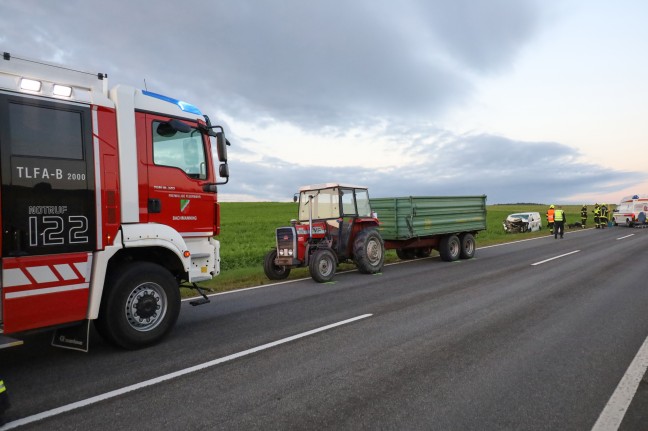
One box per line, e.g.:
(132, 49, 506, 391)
(616, 234, 635, 240)
(531, 250, 581, 266)
(591, 334, 648, 431)
(1, 314, 373, 430)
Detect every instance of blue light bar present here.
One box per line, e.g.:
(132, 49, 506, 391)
(142, 90, 202, 116)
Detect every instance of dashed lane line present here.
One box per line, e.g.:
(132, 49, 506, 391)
(530, 250, 581, 266)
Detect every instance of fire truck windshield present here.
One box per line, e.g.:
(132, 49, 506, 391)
(153, 121, 207, 179)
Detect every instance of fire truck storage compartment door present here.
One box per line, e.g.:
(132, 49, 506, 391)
(0, 94, 96, 331)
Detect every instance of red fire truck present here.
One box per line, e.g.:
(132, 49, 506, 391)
(0, 52, 230, 350)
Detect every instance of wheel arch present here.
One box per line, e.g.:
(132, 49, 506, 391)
(87, 226, 189, 320)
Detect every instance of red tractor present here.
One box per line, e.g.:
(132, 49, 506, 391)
(264, 183, 384, 282)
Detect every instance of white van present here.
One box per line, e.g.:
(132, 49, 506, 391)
(503, 212, 542, 233)
(613, 194, 648, 227)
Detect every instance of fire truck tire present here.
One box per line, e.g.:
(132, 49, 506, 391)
(354, 228, 385, 274)
(396, 248, 416, 260)
(309, 249, 337, 283)
(95, 262, 180, 350)
(459, 233, 476, 259)
(264, 249, 291, 280)
(439, 234, 460, 262)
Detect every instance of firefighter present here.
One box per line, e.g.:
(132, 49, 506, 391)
(580, 205, 587, 228)
(554, 205, 566, 239)
(600, 203, 608, 228)
(593, 203, 601, 228)
(0, 378, 9, 425)
(546, 204, 555, 234)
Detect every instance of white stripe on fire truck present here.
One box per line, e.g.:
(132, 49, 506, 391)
(27, 266, 59, 283)
(5, 283, 89, 299)
(74, 260, 91, 281)
(54, 264, 79, 281)
(92, 107, 103, 249)
(2, 260, 89, 288)
(2, 268, 31, 287)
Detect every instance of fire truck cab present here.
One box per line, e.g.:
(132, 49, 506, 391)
(0, 52, 229, 350)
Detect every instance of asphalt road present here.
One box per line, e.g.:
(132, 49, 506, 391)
(2, 226, 648, 430)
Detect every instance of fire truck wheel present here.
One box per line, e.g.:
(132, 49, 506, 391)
(396, 248, 416, 260)
(95, 262, 180, 350)
(264, 249, 291, 280)
(309, 249, 337, 283)
(459, 233, 476, 259)
(439, 234, 460, 262)
(354, 228, 385, 274)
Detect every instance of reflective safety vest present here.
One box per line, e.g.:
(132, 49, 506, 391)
(0, 379, 8, 411)
(554, 209, 565, 221)
(547, 208, 555, 222)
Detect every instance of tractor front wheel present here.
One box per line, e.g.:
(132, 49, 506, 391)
(354, 228, 385, 274)
(309, 249, 337, 283)
(264, 249, 291, 280)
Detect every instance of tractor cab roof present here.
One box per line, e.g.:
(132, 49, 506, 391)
(299, 183, 368, 192)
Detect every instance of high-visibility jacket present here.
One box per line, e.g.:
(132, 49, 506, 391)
(546, 208, 555, 223)
(554, 209, 565, 221)
(0, 379, 9, 415)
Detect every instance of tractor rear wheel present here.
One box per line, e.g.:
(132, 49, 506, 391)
(264, 249, 291, 280)
(354, 228, 384, 274)
(309, 249, 337, 283)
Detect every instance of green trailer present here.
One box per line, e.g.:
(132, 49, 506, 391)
(369, 195, 487, 261)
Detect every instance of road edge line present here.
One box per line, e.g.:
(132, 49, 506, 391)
(591, 334, 648, 431)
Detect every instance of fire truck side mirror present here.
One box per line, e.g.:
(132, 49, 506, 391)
(219, 163, 229, 178)
(216, 132, 228, 162)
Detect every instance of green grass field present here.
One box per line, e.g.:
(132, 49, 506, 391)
(190, 202, 591, 296)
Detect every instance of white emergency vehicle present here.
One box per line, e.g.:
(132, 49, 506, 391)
(613, 195, 648, 227)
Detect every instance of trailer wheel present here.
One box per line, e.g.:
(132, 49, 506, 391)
(396, 248, 416, 260)
(459, 233, 476, 259)
(354, 228, 385, 274)
(415, 247, 432, 258)
(263, 249, 291, 280)
(309, 249, 337, 283)
(95, 262, 180, 350)
(439, 235, 460, 262)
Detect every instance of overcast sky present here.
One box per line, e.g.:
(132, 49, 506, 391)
(2, 0, 646, 204)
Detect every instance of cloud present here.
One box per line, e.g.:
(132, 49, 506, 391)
(2, 0, 638, 205)
(0, 0, 544, 131)
(223, 130, 644, 204)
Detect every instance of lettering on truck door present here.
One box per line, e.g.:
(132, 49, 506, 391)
(0, 95, 96, 333)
